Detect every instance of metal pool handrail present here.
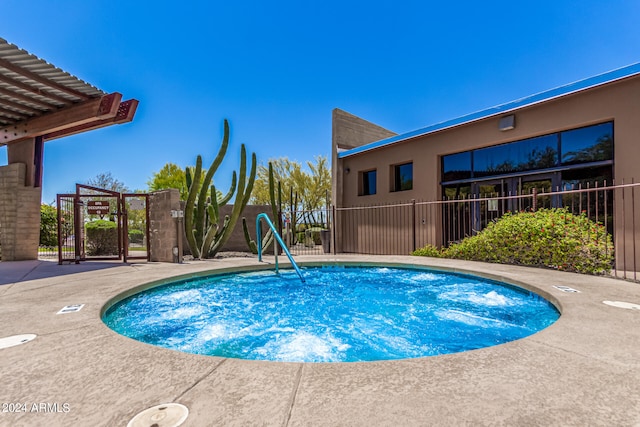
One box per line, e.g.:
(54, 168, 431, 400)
(256, 213, 305, 282)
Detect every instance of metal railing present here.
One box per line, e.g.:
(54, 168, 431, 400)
(334, 181, 639, 282)
(257, 213, 305, 282)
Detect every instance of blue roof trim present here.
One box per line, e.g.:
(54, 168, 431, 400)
(338, 62, 640, 158)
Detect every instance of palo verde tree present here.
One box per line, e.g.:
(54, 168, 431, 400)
(250, 155, 331, 226)
(184, 119, 257, 259)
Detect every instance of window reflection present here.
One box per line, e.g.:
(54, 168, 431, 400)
(442, 151, 471, 182)
(561, 122, 613, 165)
(393, 162, 413, 191)
(441, 121, 612, 184)
(474, 134, 558, 176)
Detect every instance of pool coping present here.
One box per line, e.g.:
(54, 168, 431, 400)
(1, 255, 639, 426)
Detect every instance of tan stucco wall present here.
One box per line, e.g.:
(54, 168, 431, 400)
(333, 75, 640, 266)
(331, 109, 397, 253)
(219, 204, 271, 253)
(338, 76, 640, 206)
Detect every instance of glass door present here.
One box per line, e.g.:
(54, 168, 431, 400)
(470, 173, 559, 233)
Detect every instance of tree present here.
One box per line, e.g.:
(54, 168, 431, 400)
(86, 172, 129, 193)
(147, 163, 188, 199)
(251, 156, 331, 212)
(39, 204, 58, 247)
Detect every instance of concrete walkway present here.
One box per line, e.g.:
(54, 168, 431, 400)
(0, 255, 639, 426)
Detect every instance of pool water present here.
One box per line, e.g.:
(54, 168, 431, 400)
(103, 265, 559, 362)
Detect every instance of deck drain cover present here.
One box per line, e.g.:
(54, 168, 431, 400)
(603, 301, 640, 310)
(127, 403, 188, 427)
(553, 285, 580, 293)
(57, 304, 85, 314)
(0, 334, 36, 349)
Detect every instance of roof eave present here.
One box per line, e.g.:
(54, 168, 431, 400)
(338, 62, 640, 159)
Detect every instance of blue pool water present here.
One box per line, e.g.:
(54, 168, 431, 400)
(103, 265, 559, 362)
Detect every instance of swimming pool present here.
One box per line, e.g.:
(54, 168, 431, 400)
(103, 264, 559, 362)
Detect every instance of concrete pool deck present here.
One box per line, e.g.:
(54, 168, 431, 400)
(0, 255, 639, 426)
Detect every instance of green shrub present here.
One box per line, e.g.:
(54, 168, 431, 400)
(413, 208, 613, 275)
(85, 220, 118, 256)
(412, 244, 443, 258)
(40, 204, 58, 247)
(128, 229, 144, 244)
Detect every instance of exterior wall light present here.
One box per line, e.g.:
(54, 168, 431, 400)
(499, 114, 515, 131)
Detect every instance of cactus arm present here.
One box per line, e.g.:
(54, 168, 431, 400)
(218, 171, 237, 206)
(268, 162, 276, 218)
(185, 166, 193, 190)
(195, 120, 230, 248)
(209, 145, 257, 256)
(201, 219, 220, 257)
(263, 228, 274, 251)
(210, 185, 220, 224)
(207, 203, 217, 227)
(277, 181, 282, 217)
(209, 215, 231, 255)
(184, 156, 203, 259)
(241, 152, 257, 208)
(242, 217, 258, 254)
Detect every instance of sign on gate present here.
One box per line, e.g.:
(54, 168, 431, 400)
(87, 200, 110, 215)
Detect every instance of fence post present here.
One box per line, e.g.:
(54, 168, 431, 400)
(532, 187, 537, 212)
(56, 195, 63, 265)
(331, 205, 337, 255)
(411, 199, 416, 252)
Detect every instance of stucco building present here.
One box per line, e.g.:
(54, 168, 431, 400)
(332, 63, 640, 270)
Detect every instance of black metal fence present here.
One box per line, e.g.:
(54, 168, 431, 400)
(335, 181, 639, 282)
(278, 207, 332, 256)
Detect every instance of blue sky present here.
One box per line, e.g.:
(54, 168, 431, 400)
(1, 1, 639, 203)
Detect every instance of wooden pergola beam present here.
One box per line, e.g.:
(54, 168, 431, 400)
(1, 92, 122, 144)
(44, 99, 139, 141)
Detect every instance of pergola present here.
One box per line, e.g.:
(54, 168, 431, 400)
(0, 37, 138, 260)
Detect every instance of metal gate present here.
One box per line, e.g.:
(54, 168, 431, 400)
(56, 184, 150, 264)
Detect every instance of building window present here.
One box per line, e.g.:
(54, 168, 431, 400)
(442, 151, 471, 182)
(441, 121, 613, 185)
(561, 122, 613, 165)
(392, 162, 413, 191)
(359, 169, 377, 196)
(473, 133, 558, 177)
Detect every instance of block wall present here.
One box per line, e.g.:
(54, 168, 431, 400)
(148, 189, 181, 262)
(0, 163, 41, 261)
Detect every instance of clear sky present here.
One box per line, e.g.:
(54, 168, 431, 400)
(1, 1, 639, 203)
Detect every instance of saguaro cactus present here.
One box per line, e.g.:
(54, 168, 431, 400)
(184, 119, 257, 259)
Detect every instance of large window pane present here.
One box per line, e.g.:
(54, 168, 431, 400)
(393, 162, 413, 191)
(474, 134, 558, 177)
(360, 170, 377, 196)
(561, 122, 613, 165)
(442, 151, 471, 182)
